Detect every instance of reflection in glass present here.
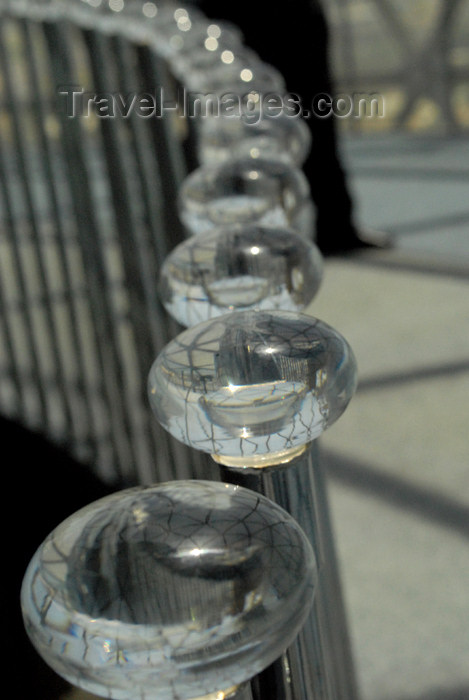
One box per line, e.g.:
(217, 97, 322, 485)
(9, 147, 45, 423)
(160, 224, 323, 327)
(22, 481, 316, 700)
(148, 310, 358, 459)
(179, 157, 314, 240)
(198, 112, 311, 167)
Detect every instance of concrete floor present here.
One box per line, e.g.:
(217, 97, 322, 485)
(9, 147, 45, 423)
(312, 132, 469, 700)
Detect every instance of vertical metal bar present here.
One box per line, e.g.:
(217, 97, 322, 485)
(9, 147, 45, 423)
(20, 17, 101, 447)
(135, 44, 187, 246)
(109, 35, 174, 296)
(131, 39, 225, 482)
(0, 153, 48, 427)
(429, 0, 462, 131)
(81, 26, 190, 485)
(0, 21, 50, 428)
(106, 34, 180, 353)
(0, 244, 27, 416)
(0, 17, 75, 438)
(42, 17, 140, 483)
(107, 32, 213, 484)
(221, 444, 359, 700)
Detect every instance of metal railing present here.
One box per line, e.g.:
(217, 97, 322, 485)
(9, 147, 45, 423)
(4, 2, 360, 699)
(0, 4, 211, 486)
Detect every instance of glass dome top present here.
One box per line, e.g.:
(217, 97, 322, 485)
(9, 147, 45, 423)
(22, 480, 316, 699)
(179, 157, 313, 239)
(169, 21, 244, 85)
(197, 112, 312, 167)
(160, 224, 323, 327)
(148, 310, 357, 464)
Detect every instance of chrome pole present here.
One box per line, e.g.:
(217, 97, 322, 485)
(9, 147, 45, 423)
(148, 309, 360, 700)
(156, 222, 359, 699)
(220, 442, 358, 700)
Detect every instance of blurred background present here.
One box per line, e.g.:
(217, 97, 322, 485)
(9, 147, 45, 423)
(330, 0, 469, 135)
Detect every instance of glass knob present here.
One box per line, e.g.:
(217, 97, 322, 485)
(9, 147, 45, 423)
(179, 157, 314, 240)
(22, 480, 316, 700)
(169, 30, 248, 89)
(159, 224, 323, 327)
(147, 11, 219, 60)
(118, 1, 205, 26)
(118, 1, 186, 22)
(178, 46, 265, 90)
(176, 61, 286, 128)
(97, 3, 208, 56)
(197, 112, 311, 167)
(148, 310, 357, 465)
(194, 59, 286, 96)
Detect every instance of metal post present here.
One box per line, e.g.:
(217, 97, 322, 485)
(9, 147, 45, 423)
(221, 442, 358, 700)
(148, 309, 360, 700)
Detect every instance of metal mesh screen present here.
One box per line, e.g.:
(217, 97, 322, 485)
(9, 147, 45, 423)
(0, 11, 213, 486)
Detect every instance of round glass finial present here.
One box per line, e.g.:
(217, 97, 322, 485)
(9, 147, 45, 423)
(160, 224, 323, 327)
(169, 22, 243, 87)
(118, 1, 205, 25)
(21, 480, 316, 700)
(178, 61, 286, 127)
(172, 44, 258, 92)
(197, 113, 311, 167)
(141, 7, 212, 59)
(148, 310, 357, 465)
(179, 157, 314, 240)
(193, 59, 285, 96)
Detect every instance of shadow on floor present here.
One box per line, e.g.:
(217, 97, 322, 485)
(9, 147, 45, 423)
(324, 450, 469, 541)
(395, 687, 469, 700)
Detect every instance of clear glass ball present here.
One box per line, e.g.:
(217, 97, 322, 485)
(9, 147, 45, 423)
(160, 224, 323, 327)
(127, 5, 210, 57)
(119, 1, 186, 23)
(148, 310, 357, 462)
(179, 157, 314, 240)
(169, 26, 246, 88)
(118, 1, 205, 27)
(177, 45, 264, 90)
(197, 112, 312, 167)
(21, 481, 316, 700)
(176, 61, 287, 134)
(193, 59, 286, 98)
